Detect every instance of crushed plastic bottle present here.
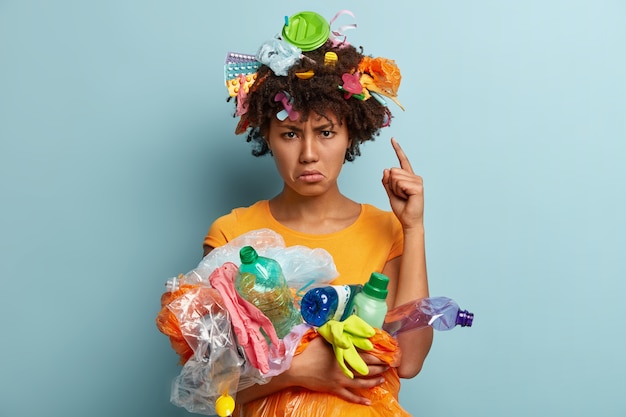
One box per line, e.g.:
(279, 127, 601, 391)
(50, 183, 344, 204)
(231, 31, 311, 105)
(383, 296, 474, 336)
(235, 245, 302, 338)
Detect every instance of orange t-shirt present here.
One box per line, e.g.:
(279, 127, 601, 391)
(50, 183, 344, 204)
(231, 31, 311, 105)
(203, 200, 403, 285)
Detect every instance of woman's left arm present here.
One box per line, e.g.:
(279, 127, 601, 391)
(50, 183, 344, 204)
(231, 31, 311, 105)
(381, 138, 434, 379)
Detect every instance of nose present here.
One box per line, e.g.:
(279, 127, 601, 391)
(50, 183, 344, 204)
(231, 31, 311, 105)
(299, 135, 319, 163)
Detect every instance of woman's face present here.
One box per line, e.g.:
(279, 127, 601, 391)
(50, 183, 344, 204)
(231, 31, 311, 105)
(266, 112, 351, 197)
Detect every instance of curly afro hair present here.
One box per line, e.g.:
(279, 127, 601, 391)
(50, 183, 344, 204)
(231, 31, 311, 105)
(232, 40, 392, 162)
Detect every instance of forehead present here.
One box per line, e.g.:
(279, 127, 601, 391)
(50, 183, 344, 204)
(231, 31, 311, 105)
(270, 111, 343, 128)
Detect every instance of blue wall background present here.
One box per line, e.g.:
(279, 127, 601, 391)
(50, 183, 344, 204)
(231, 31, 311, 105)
(1, 1, 625, 416)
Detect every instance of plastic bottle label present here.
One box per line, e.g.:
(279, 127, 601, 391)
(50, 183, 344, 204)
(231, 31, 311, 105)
(332, 285, 353, 321)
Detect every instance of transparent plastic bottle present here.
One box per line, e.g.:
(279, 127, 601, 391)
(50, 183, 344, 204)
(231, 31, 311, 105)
(235, 245, 302, 338)
(382, 296, 474, 336)
(300, 284, 363, 326)
(353, 272, 389, 329)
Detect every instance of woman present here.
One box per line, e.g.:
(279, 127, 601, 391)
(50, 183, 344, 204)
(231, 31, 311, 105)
(204, 11, 433, 415)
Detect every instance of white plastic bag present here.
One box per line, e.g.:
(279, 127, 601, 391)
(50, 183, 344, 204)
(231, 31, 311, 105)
(194, 228, 338, 292)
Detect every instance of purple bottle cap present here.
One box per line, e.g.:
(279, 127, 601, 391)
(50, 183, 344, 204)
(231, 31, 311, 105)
(456, 310, 474, 327)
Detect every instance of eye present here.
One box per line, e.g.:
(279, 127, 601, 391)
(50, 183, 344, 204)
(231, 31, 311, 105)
(319, 130, 335, 139)
(281, 131, 298, 140)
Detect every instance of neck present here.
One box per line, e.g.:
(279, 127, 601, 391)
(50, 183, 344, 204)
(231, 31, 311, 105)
(272, 187, 345, 217)
(268, 186, 361, 233)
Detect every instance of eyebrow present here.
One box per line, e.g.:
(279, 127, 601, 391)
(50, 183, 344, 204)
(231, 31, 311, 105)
(278, 121, 335, 132)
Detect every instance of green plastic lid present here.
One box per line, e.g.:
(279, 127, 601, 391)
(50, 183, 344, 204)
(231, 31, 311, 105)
(282, 11, 330, 52)
(363, 272, 389, 300)
(239, 246, 259, 264)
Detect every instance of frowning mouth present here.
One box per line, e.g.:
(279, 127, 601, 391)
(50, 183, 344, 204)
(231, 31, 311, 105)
(298, 170, 325, 183)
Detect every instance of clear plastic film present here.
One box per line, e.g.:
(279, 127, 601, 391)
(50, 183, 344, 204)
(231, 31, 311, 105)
(237, 323, 310, 391)
(195, 228, 338, 295)
(165, 285, 244, 415)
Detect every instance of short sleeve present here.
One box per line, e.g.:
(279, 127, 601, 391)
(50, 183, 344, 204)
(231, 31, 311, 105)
(203, 213, 237, 251)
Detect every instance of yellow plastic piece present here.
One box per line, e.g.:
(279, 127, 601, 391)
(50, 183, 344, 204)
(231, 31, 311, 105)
(295, 70, 315, 79)
(215, 393, 236, 417)
(226, 73, 258, 97)
(324, 52, 338, 66)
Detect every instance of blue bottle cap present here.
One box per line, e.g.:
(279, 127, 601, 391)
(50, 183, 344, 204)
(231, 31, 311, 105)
(282, 11, 330, 52)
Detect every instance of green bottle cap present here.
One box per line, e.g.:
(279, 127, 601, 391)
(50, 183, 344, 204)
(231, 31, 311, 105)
(282, 11, 330, 52)
(239, 246, 258, 264)
(363, 272, 389, 300)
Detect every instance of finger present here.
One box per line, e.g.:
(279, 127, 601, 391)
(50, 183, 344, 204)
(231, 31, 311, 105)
(348, 374, 386, 388)
(366, 364, 390, 376)
(381, 169, 394, 199)
(391, 137, 415, 174)
(388, 169, 424, 198)
(386, 173, 410, 200)
(359, 352, 387, 366)
(334, 387, 373, 406)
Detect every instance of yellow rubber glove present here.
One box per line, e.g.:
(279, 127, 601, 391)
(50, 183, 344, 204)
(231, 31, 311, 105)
(317, 315, 375, 379)
(342, 314, 376, 339)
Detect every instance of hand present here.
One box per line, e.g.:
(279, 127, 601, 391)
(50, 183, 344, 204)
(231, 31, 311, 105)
(286, 336, 388, 405)
(382, 138, 424, 229)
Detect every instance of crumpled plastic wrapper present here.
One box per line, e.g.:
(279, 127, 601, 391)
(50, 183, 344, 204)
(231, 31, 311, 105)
(157, 229, 339, 415)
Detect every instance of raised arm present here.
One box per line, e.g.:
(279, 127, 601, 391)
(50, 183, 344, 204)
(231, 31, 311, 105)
(381, 138, 433, 378)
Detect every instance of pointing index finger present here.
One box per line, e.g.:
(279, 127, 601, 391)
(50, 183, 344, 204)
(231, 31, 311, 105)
(391, 138, 414, 174)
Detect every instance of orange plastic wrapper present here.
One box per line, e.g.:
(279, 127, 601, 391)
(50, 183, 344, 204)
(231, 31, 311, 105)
(237, 328, 411, 417)
(156, 280, 224, 364)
